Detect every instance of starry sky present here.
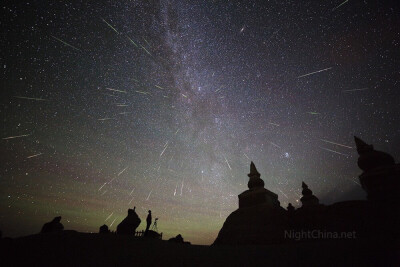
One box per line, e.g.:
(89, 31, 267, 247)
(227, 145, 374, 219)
(1, 1, 399, 245)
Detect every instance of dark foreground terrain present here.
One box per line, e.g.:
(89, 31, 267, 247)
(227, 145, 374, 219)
(0, 231, 398, 266)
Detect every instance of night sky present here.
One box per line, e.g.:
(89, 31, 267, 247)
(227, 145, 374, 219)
(1, 1, 399, 245)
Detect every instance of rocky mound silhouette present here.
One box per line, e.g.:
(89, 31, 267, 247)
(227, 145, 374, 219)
(117, 208, 141, 235)
(40, 216, 64, 233)
(168, 234, 191, 245)
(99, 224, 110, 234)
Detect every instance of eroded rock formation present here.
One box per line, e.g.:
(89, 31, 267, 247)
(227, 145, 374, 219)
(116, 208, 141, 235)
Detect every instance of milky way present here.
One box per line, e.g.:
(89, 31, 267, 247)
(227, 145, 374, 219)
(1, 1, 399, 245)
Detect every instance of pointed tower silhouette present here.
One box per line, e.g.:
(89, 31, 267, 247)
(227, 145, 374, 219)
(247, 161, 264, 189)
(213, 161, 287, 246)
(300, 182, 319, 207)
(238, 162, 280, 209)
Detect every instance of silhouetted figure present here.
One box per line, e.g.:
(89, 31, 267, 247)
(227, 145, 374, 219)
(145, 210, 152, 235)
(116, 208, 141, 235)
(41, 216, 64, 233)
(99, 224, 110, 234)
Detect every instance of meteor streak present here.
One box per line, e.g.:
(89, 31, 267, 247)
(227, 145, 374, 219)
(146, 190, 152, 201)
(297, 67, 332, 78)
(106, 88, 127, 93)
(155, 85, 164, 90)
(320, 139, 352, 149)
(129, 187, 135, 196)
(270, 142, 281, 148)
(135, 90, 150, 95)
(108, 176, 117, 184)
(126, 36, 138, 47)
(342, 88, 368, 92)
(98, 118, 114, 121)
(320, 147, 349, 157)
(105, 212, 113, 221)
(143, 37, 150, 46)
(277, 188, 289, 199)
(110, 217, 117, 227)
(307, 112, 320, 115)
(14, 96, 47, 101)
(160, 141, 169, 157)
(118, 166, 129, 176)
(3, 134, 30, 140)
(332, 0, 348, 11)
(139, 44, 152, 56)
(101, 18, 119, 34)
(27, 153, 43, 159)
(268, 122, 280, 127)
(223, 155, 232, 170)
(180, 178, 184, 196)
(215, 86, 223, 93)
(243, 153, 250, 160)
(98, 182, 107, 191)
(50, 35, 81, 51)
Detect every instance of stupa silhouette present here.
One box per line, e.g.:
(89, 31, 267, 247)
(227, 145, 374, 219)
(214, 137, 400, 245)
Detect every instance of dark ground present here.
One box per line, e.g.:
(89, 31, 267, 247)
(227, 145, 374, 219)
(0, 231, 398, 266)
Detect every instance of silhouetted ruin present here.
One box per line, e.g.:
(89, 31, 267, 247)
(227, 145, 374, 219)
(40, 216, 64, 233)
(214, 137, 400, 245)
(355, 136, 399, 202)
(116, 208, 141, 235)
(99, 224, 110, 234)
(168, 234, 190, 244)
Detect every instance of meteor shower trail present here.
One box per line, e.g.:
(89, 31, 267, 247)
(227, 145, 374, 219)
(297, 67, 332, 78)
